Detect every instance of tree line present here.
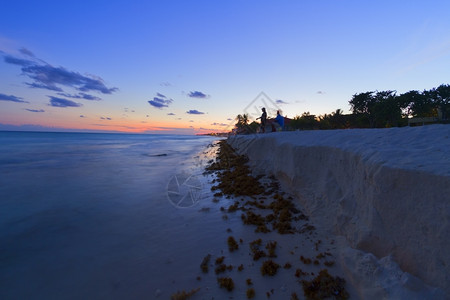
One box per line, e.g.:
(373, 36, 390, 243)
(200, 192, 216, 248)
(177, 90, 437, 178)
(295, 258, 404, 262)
(234, 84, 449, 133)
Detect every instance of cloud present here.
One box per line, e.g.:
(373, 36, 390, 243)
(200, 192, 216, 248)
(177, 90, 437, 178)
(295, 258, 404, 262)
(160, 82, 172, 87)
(23, 64, 118, 94)
(156, 92, 167, 98)
(0, 93, 29, 103)
(227, 118, 232, 121)
(19, 47, 35, 57)
(148, 95, 173, 109)
(26, 82, 63, 92)
(317, 91, 325, 94)
(100, 116, 112, 120)
(167, 112, 175, 115)
(57, 92, 101, 101)
(186, 109, 204, 115)
(3, 52, 118, 94)
(276, 99, 289, 104)
(3, 55, 34, 67)
(80, 115, 86, 118)
(48, 96, 82, 108)
(211, 122, 228, 126)
(188, 91, 209, 99)
(25, 108, 45, 113)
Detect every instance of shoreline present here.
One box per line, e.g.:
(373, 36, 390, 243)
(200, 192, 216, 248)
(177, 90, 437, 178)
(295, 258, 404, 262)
(228, 125, 449, 298)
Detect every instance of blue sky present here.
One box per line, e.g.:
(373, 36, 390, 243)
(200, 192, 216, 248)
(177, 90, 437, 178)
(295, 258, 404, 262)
(1, 0, 450, 133)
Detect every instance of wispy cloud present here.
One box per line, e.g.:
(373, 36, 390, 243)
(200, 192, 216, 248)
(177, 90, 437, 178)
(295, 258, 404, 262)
(276, 99, 289, 104)
(100, 116, 112, 120)
(2, 51, 118, 95)
(25, 108, 45, 113)
(188, 91, 209, 99)
(317, 91, 325, 94)
(186, 109, 204, 115)
(26, 82, 63, 92)
(3, 55, 34, 67)
(48, 96, 82, 108)
(167, 112, 175, 115)
(57, 92, 101, 101)
(211, 122, 227, 126)
(0, 93, 29, 103)
(19, 47, 35, 57)
(148, 93, 173, 109)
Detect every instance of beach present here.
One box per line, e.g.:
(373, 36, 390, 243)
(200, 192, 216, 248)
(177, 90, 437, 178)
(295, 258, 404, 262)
(228, 124, 449, 299)
(1, 128, 448, 299)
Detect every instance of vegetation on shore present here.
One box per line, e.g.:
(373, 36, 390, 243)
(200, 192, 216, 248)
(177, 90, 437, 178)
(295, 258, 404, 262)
(233, 84, 450, 133)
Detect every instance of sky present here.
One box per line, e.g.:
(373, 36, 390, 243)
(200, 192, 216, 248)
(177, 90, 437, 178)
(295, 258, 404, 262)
(1, 0, 450, 134)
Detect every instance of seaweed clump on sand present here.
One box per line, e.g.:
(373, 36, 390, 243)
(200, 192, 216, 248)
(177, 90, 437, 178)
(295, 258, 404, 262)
(217, 277, 235, 291)
(246, 288, 256, 299)
(301, 269, 349, 300)
(200, 254, 211, 273)
(206, 140, 264, 196)
(227, 236, 239, 252)
(241, 210, 271, 233)
(249, 239, 266, 261)
(260, 260, 280, 276)
(171, 288, 200, 300)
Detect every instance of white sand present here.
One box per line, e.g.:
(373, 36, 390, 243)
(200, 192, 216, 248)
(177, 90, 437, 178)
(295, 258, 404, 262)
(229, 124, 450, 299)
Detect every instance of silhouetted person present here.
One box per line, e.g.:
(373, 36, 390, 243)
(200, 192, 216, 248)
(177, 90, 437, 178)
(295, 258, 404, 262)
(256, 107, 267, 133)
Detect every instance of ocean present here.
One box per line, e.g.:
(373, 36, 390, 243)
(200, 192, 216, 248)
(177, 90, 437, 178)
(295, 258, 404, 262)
(0, 131, 227, 299)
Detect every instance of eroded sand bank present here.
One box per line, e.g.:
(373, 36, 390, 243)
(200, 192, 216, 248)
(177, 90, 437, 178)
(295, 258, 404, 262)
(229, 125, 449, 299)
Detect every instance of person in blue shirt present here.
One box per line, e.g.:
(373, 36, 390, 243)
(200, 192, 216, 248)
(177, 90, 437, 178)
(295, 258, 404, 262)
(275, 110, 284, 131)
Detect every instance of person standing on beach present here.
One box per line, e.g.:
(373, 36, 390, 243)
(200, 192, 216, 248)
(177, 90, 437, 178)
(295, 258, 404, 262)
(256, 107, 267, 133)
(275, 110, 284, 131)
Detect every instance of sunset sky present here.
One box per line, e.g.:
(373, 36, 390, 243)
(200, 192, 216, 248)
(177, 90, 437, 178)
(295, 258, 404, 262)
(1, 1, 450, 134)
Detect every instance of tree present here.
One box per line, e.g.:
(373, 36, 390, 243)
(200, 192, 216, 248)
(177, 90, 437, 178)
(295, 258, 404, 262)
(371, 90, 402, 127)
(349, 91, 374, 114)
(289, 112, 319, 130)
(234, 114, 257, 134)
(349, 90, 403, 127)
(433, 84, 450, 119)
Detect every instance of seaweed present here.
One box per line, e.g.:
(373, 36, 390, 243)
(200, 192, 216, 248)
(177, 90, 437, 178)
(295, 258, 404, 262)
(227, 236, 239, 252)
(300, 256, 312, 265)
(171, 288, 200, 300)
(295, 268, 308, 278)
(301, 269, 349, 300)
(200, 254, 211, 273)
(217, 277, 235, 291)
(215, 256, 225, 264)
(247, 288, 256, 299)
(324, 261, 335, 267)
(215, 264, 227, 274)
(250, 238, 267, 261)
(265, 241, 277, 257)
(261, 260, 280, 276)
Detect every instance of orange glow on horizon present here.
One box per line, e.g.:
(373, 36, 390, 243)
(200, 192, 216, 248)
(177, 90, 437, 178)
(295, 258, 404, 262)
(3, 118, 230, 134)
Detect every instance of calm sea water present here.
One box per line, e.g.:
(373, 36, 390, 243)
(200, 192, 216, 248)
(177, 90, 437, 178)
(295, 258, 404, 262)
(0, 131, 226, 299)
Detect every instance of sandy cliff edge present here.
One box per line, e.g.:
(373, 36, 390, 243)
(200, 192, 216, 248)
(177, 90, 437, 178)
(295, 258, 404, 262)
(228, 125, 449, 298)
